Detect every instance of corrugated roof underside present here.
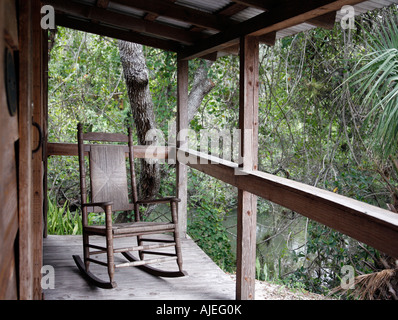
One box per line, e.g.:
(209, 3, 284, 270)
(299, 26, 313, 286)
(276, 0, 398, 40)
(175, 0, 232, 13)
(60, 0, 398, 48)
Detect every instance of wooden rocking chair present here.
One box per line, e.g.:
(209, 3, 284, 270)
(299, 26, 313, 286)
(73, 123, 186, 289)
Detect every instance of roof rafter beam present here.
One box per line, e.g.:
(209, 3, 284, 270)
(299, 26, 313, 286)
(111, 0, 236, 31)
(199, 2, 250, 60)
(91, 0, 110, 23)
(179, 0, 365, 60)
(96, 0, 110, 9)
(258, 31, 276, 46)
(55, 14, 181, 52)
(231, 0, 272, 11)
(217, 3, 248, 16)
(44, 0, 202, 45)
(307, 11, 337, 30)
(142, 0, 177, 22)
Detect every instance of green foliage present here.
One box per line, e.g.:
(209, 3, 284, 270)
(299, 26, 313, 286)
(348, 14, 398, 158)
(256, 257, 269, 281)
(144, 48, 177, 133)
(283, 220, 378, 295)
(47, 197, 82, 235)
(47, 197, 106, 235)
(187, 200, 235, 273)
(48, 28, 130, 144)
(187, 172, 235, 273)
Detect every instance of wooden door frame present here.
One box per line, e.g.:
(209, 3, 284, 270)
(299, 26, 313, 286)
(18, 0, 47, 300)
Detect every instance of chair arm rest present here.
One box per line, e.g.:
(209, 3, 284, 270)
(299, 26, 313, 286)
(136, 197, 181, 205)
(82, 202, 113, 211)
(82, 202, 114, 229)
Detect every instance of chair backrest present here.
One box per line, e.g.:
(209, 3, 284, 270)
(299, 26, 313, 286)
(90, 144, 130, 211)
(77, 123, 138, 215)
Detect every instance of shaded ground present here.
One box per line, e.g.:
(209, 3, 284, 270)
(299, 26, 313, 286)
(229, 275, 334, 300)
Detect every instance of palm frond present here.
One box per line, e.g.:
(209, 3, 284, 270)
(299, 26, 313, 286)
(347, 15, 398, 158)
(331, 268, 398, 300)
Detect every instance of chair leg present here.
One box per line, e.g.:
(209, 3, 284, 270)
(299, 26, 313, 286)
(74, 231, 117, 289)
(105, 207, 115, 285)
(120, 201, 187, 278)
(174, 230, 184, 273)
(137, 235, 144, 260)
(171, 202, 184, 273)
(106, 238, 115, 284)
(83, 233, 90, 271)
(73, 255, 117, 289)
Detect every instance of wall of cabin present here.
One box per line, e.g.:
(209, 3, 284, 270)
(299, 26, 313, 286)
(0, 0, 45, 300)
(0, 0, 20, 300)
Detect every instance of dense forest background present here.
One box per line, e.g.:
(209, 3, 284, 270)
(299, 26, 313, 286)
(47, 5, 398, 299)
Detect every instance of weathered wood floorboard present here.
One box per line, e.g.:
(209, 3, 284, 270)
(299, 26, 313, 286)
(43, 235, 235, 300)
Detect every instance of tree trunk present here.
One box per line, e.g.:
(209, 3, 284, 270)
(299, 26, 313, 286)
(118, 41, 160, 205)
(188, 60, 215, 122)
(118, 41, 215, 218)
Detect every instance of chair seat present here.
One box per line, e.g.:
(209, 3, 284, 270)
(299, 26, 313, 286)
(84, 221, 176, 236)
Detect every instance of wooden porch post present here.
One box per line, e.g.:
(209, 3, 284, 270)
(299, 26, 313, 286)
(32, 0, 47, 299)
(236, 35, 259, 300)
(176, 56, 188, 238)
(18, 0, 34, 299)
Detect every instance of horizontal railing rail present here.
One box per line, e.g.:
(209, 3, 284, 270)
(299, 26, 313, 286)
(182, 148, 398, 258)
(47, 142, 170, 159)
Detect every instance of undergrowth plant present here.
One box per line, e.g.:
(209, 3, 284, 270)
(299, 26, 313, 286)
(47, 197, 105, 235)
(187, 201, 235, 273)
(47, 197, 82, 235)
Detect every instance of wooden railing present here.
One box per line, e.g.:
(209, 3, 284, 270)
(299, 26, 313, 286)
(47, 142, 169, 159)
(47, 142, 398, 258)
(182, 148, 398, 258)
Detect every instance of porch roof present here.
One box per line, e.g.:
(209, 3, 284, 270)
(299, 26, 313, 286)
(44, 0, 398, 59)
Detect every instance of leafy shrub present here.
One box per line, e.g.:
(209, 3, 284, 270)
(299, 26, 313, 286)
(47, 197, 82, 235)
(188, 201, 235, 273)
(47, 197, 105, 235)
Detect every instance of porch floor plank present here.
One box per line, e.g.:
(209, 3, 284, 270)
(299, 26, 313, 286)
(43, 235, 236, 300)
